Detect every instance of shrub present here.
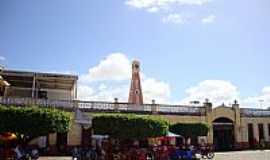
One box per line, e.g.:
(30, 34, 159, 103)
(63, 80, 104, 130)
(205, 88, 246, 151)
(169, 123, 209, 138)
(0, 105, 71, 144)
(92, 114, 169, 140)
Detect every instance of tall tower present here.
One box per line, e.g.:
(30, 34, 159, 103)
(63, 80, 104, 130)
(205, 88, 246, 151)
(128, 60, 143, 105)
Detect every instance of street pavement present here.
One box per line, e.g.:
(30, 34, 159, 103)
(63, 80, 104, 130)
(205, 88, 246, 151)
(39, 150, 270, 160)
(214, 150, 270, 160)
(39, 157, 71, 160)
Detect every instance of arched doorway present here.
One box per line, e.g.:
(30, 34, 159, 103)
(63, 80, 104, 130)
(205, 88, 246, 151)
(213, 117, 234, 151)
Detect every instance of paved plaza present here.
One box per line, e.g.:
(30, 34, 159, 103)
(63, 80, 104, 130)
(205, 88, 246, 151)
(39, 150, 270, 160)
(214, 150, 270, 160)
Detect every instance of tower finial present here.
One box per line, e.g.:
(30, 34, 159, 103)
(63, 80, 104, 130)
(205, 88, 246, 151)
(128, 60, 143, 105)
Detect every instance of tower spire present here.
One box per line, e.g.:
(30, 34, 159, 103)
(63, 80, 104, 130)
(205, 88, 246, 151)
(128, 60, 143, 105)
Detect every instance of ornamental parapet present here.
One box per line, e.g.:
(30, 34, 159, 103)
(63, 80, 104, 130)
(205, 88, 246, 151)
(240, 108, 270, 117)
(0, 97, 206, 116)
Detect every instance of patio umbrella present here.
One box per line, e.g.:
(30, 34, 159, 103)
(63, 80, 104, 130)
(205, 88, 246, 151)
(0, 132, 17, 141)
(0, 133, 17, 159)
(166, 131, 183, 138)
(0, 75, 10, 87)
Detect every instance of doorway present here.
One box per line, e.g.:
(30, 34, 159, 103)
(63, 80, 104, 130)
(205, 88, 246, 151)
(81, 127, 92, 147)
(213, 117, 234, 151)
(56, 132, 68, 153)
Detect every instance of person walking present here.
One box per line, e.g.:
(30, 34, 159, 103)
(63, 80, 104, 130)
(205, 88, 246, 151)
(14, 144, 24, 160)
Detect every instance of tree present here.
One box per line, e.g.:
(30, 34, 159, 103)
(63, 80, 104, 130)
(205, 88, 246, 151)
(169, 123, 209, 138)
(0, 105, 71, 144)
(92, 114, 169, 140)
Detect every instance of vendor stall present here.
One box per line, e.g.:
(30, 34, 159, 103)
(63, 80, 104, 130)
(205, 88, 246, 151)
(0, 132, 17, 159)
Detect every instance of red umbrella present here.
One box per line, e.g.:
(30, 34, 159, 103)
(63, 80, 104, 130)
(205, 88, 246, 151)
(0, 133, 17, 159)
(0, 132, 17, 141)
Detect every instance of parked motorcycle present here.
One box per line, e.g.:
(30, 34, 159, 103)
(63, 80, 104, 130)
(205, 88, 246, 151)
(72, 147, 81, 160)
(15, 148, 39, 160)
(196, 145, 215, 159)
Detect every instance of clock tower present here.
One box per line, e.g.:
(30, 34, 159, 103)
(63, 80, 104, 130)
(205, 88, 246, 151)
(128, 60, 143, 105)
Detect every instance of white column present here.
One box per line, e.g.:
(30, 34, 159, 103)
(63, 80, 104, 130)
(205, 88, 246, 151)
(74, 81, 77, 99)
(266, 123, 270, 142)
(32, 75, 36, 98)
(253, 123, 259, 142)
(264, 123, 269, 142)
(4, 86, 9, 97)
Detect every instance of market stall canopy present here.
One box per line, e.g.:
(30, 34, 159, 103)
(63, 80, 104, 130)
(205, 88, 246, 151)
(92, 135, 109, 139)
(167, 131, 183, 138)
(0, 75, 10, 86)
(0, 132, 17, 141)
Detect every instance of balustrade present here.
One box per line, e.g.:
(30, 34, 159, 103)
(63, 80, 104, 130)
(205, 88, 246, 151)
(240, 108, 270, 117)
(0, 97, 205, 115)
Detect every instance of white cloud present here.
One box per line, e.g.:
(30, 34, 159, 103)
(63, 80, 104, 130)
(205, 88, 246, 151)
(162, 14, 186, 24)
(77, 53, 270, 108)
(78, 83, 129, 102)
(125, 0, 214, 25)
(0, 56, 6, 61)
(201, 14, 216, 24)
(181, 80, 240, 106)
(80, 53, 131, 83)
(78, 53, 171, 103)
(180, 80, 270, 108)
(77, 84, 95, 100)
(147, 7, 160, 13)
(241, 86, 270, 109)
(126, 0, 211, 12)
(98, 83, 107, 91)
(142, 78, 171, 103)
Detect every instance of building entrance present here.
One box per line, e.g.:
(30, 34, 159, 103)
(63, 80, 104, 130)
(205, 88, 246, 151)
(213, 117, 234, 151)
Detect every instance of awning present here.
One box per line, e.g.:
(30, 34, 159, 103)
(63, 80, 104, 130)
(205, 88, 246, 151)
(166, 131, 183, 138)
(0, 132, 17, 141)
(92, 135, 109, 139)
(0, 75, 10, 86)
(1, 70, 77, 90)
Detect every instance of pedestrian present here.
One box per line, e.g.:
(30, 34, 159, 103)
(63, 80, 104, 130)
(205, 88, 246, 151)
(13, 144, 23, 160)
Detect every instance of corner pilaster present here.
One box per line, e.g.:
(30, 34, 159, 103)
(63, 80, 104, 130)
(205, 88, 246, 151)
(204, 99, 213, 144)
(232, 100, 241, 148)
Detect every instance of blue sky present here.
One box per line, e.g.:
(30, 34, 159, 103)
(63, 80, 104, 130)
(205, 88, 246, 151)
(1, 0, 270, 107)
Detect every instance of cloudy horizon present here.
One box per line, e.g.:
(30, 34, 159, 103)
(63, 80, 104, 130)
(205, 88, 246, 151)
(1, 0, 270, 108)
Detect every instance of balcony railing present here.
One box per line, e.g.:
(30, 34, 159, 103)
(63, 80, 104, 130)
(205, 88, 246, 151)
(0, 97, 74, 108)
(0, 97, 206, 116)
(240, 108, 270, 117)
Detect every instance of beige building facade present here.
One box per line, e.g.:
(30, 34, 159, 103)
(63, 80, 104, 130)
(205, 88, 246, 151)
(1, 68, 270, 151)
(62, 100, 270, 151)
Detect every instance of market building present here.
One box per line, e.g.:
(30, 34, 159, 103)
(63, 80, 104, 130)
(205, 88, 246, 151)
(1, 62, 270, 151)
